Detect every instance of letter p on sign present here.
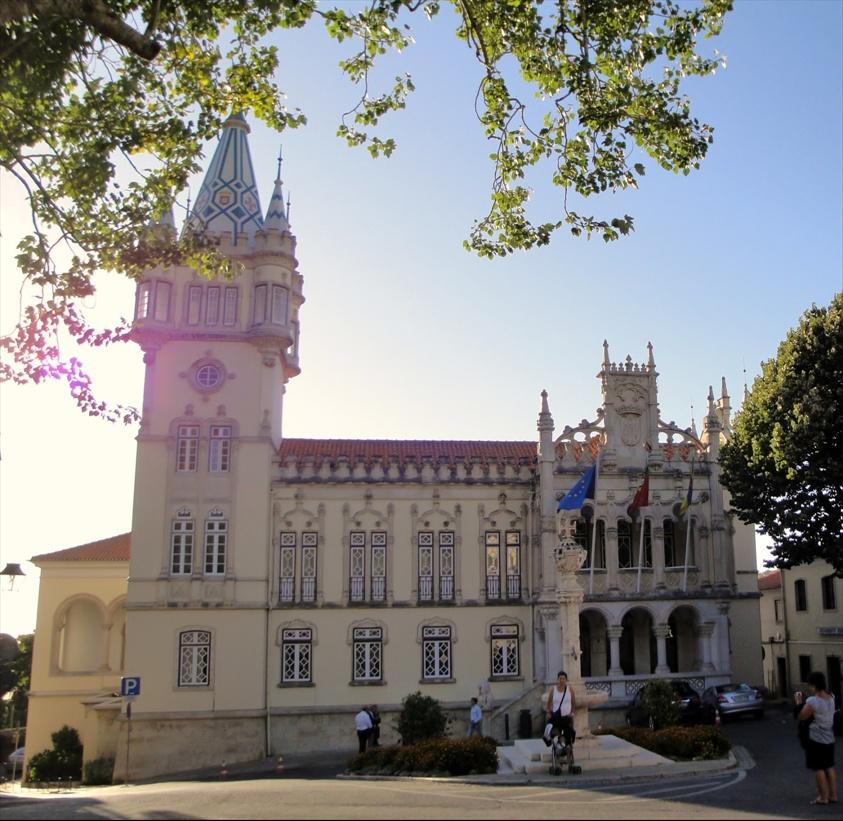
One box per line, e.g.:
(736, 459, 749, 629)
(121, 676, 141, 698)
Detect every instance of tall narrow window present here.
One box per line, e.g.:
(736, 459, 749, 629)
(178, 630, 211, 686)
(136, 282, 152, 319)
(799, 654, 812, 683)
(418, 532, 434, 602)
(353, 627, 383, 682)
(279, 532, 296, 603)
(187, 285, 202, 325)
(638, 520, 652, 567)
(271, 285, 288, 325)
(153, 281, 171, 322)
(821, 575, 837, 610)
(617, 521, 633, 568)
(281, 628, 312, 683)
(422, 626, 451, 680)
(664, 520, 677, 567)
(223, 287, 238, 326)
(794, 579, 808, 612)
(301, 532, 317, 603)
(205, 286, 220, 325)
(439, 531, 454, 601)
(171, 511, 194, 575)
(176, 425, 199, 472)
(491, 624, 519, 677)
(208, 425, 232, 473)
(485, 531, 501, 599)
(371, 531, 387, 602)
(253, 284, 267, 325)
(204, 512, 227, 575)
(592, 520, 606, 568)
(350, 531, 365, 602)
(506, 530, 521, 598)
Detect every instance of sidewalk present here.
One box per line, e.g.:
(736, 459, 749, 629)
(0, 743, 746, 798)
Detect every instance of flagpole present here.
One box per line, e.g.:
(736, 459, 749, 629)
(681, 453, 695, 591)
(636, 511, 645, 593)
(588, 453, 600, 595)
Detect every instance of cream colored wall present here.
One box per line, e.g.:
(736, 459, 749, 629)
(783, 560, 843, 690)
(759, 582, 786, 693)
(729, 597, 764, 686)
(25, 560, 128, 776)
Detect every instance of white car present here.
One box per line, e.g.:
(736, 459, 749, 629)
(5, 747, 25, 774)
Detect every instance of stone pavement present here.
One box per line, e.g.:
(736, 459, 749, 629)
(0, 740, 744, 800)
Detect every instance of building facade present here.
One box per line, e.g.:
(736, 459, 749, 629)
(24, 115, 764, 781)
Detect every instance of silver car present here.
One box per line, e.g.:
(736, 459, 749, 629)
(701, 683, 764, 721)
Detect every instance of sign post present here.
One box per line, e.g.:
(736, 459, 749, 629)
(120, 677, 141, 785)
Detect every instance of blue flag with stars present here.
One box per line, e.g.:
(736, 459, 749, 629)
(557, 465, 597, 511)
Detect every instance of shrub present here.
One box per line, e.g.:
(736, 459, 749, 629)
(348, 736, 497, 776)
(26, 725, 83, 782)
(83, 756, 115, 785)
(641, 680, 681, 729)
(603, 724, 731, 761)
(395, 691, 450, 746)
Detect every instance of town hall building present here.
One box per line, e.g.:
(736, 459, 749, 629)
(24, 114, 763, 781)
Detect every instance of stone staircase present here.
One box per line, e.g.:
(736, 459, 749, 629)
(497, 734, 671, 775)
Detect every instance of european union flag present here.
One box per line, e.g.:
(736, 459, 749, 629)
(557, 465, 597, 511)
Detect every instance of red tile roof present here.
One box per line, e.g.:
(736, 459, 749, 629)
(278, 438, 537, 465)
(33, 533, 131, 563)
(758, 569, 781, 590)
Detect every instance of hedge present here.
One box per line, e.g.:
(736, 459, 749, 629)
(348, 735, 498, 776)
(598, 725, 731, 761)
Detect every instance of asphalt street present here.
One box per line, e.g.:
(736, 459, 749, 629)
(1, 704, 839, 820)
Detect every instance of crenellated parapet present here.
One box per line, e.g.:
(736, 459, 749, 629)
(276, 439, 537, 485)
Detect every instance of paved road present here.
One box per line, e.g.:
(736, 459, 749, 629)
(1, 706, 839, 820)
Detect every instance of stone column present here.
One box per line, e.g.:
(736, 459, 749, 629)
(607, 625, 624, 676)
(699, 621, 716, 672)
(654, 623, 671, 675)
(539, 605, 562, 683)
(652, 523, 666, 589)
(606, 524, 619, 593)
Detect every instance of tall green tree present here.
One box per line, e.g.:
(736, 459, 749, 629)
(0, 634, 33, 729)
(720, 293, 843, 576)
(1, 0, 731, 418)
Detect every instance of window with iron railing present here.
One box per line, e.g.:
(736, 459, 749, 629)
(485, 530, 521, 600)
(279, 531, 318, 604)
(349, 531, 387, 604)
(418, 531, 455, 603)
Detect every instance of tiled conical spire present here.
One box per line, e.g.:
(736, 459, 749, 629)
(184, 112, 264, 242)
(264, 147, 290, 233)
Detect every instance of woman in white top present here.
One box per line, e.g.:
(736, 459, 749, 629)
(545, 670, 577, 749)
(797, 671, 838, 805)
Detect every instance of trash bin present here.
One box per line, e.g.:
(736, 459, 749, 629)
(518, 709, 533, 738)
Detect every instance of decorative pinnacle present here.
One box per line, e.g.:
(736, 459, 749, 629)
(647, 341, 655, 370)
(721, 376, 729, 401)
(276, 145, 283, 182)
(538, 389, 554, 432)
(708, 385, 716, 416)
(603, 339, 610, 368)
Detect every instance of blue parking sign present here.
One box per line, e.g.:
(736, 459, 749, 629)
(120, 676, 141, 698)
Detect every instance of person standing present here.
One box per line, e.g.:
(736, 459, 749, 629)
(468, 697, 483, 737)
(544, 670, 577, 750)
(355, 706, 373, 754)
(796, 671, 838, 806)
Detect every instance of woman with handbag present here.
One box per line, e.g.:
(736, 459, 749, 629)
(797, 671, 838, 806)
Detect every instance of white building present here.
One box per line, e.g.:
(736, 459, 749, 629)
(24, 114, 763, 781)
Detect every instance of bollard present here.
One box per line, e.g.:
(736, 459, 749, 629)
(714, 711, 721, 729)
(276, 755, 285, 776)
(219, 761, 228, 780)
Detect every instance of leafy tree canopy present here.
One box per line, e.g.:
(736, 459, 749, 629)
(720, 293, 843, 576)
(1, 0, 731, 419)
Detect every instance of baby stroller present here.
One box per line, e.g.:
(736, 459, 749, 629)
(543, 718, 582, 776)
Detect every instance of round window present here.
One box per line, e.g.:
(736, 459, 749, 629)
(195, 363, 222, 389)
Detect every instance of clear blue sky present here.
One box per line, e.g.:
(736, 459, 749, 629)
(1, 0, 841, 635)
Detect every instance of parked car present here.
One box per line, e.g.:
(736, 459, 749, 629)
(701, 682, 764, 722)
(4, 747, 25, 776)
(625, 680, 703, 728)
